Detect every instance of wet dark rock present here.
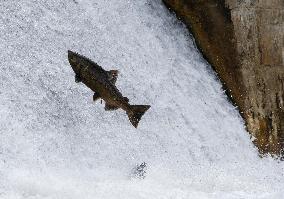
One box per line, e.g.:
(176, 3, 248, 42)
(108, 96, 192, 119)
(132, 162, 147, 179)
(163, 0, 284, 157)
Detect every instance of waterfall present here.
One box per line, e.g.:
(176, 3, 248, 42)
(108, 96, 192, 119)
(0, 0, 283, 198)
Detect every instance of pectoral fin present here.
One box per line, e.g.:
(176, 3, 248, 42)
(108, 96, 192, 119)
(107, 70, 119, 84)
(93, 93, 100, 102)
(75, 74, 82, 83)
(104, 103, 119, 111)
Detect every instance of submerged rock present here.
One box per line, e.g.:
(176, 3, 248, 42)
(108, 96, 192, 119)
(131, 162, 147, 179)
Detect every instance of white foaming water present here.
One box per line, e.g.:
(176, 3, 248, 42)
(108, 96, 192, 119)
(0, 0, 283, 198)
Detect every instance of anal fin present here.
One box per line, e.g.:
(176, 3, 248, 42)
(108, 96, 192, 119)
(124, 97, 129, 102)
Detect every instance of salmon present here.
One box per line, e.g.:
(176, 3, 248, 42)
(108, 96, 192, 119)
(67, 50, 150, 128)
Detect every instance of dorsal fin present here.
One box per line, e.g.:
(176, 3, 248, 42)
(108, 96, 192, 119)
(107, 70, 119, 84)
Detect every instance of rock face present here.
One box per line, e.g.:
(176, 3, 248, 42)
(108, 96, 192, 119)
(163, 0, 284, 156)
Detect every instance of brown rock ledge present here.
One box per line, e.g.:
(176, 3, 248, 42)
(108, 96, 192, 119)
(163, 0, 284, 157)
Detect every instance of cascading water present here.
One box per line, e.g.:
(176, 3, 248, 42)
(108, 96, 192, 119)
(0, 0, 283, 198)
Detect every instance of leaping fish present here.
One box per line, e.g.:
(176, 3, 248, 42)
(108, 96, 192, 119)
(67, 50, 150, 128)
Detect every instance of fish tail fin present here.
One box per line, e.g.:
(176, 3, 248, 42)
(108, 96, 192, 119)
(127, 105, 151, 128)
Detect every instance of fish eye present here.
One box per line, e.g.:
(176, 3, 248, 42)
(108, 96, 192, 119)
(71, 57, 76, 62)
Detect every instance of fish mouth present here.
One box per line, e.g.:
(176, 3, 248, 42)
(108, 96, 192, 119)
(68, 50, 74, 54)
(67, 50, 80, 73)
(68, 50, 81, 65)
(68, 50, 76, 59)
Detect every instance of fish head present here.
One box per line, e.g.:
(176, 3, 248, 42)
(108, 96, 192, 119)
(68, 50, 82, 74)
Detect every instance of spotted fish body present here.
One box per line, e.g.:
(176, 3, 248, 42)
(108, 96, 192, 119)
(68, 50, 150, 128)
